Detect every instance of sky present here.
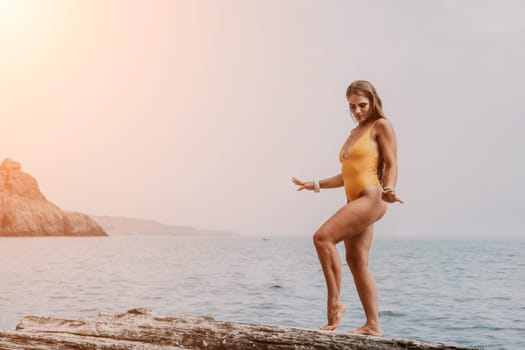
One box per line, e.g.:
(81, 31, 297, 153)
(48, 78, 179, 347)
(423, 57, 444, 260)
(1, 0, 524, 237)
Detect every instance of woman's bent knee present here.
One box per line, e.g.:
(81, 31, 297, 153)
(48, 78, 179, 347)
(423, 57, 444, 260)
(313, 229, 331, 248)
(313, 231, 323, 248)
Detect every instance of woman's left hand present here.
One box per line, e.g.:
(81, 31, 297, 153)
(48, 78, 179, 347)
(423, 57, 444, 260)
(382, 188, 404, 204)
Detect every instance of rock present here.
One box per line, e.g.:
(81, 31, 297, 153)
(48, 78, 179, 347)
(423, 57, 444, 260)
(0, 158, 107, 237)
(0, 308, 478, 349)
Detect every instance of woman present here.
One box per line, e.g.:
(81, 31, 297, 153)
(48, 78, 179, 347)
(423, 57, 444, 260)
(292, 80, 402, 336)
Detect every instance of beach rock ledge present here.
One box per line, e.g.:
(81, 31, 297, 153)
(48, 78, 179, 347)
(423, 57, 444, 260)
(0, 308, 477, 349)
(0, 158, 106, 236)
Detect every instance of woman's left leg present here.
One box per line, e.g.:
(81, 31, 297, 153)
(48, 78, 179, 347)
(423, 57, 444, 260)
(344, 225, 382, 336)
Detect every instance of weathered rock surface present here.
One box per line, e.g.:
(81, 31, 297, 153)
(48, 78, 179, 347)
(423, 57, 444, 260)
(0, 158, 106, 237)
(0, 308, 478, 349)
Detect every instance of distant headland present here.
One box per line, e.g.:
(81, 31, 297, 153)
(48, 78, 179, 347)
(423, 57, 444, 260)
(0, 158, 237, 237)
(0, 158, 106, 237)
(90, 215, 239, 236)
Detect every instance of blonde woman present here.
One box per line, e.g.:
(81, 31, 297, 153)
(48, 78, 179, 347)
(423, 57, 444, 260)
(292, 80, 402, 336)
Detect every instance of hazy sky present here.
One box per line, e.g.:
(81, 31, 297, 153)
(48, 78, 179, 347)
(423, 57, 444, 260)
(1, 0, 524, 237)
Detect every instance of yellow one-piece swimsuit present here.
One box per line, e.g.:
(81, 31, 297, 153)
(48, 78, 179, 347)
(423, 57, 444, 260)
(340, 122, 381, 202)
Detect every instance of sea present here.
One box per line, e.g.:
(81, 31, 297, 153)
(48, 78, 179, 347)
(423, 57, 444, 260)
(0, 235, 523, 350)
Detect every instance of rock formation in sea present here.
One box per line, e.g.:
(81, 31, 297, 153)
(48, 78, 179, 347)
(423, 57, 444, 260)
(0, 158, 106, 237)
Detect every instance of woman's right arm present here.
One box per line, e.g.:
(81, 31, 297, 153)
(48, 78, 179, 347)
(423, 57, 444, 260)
(319, 174, 344, 189)
(292, 174, 343, 191)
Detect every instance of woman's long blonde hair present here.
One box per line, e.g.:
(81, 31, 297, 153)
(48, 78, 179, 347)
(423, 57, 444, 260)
(346, 80, 387, 183)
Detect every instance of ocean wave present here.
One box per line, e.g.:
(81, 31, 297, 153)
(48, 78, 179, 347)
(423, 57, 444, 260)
(379, 310, 405, 317)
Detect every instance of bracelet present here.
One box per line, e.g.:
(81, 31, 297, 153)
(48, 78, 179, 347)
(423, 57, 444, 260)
(314, 180, 320, 193)
(383, 186, 395, 192)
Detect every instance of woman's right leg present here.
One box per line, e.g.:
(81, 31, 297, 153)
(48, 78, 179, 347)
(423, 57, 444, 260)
(315, 234, 344, 331)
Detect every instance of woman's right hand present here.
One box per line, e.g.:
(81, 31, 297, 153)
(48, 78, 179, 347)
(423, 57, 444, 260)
(292, 177, 314, 191)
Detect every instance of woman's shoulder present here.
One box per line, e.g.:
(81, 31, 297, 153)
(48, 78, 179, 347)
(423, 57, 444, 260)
(371, 118, 393, 137)
(373, 117, 391, 128)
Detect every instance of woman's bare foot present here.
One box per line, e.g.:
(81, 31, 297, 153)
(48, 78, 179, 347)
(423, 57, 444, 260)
(320, 302, 346, 331)
(347, 323, 382, 336)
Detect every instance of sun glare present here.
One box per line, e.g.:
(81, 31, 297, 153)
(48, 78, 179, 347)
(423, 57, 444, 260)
(0, 0, 20, 19)
(0, 0, 33, 41)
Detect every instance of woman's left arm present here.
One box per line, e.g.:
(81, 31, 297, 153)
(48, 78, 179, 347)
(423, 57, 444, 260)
(375, 119, 403, 204)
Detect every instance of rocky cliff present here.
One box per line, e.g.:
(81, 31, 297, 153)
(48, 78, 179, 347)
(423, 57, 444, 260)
(0, 158, 106, 237)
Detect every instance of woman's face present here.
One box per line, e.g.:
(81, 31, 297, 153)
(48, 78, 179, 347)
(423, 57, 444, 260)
(348, 94, 371, 123)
